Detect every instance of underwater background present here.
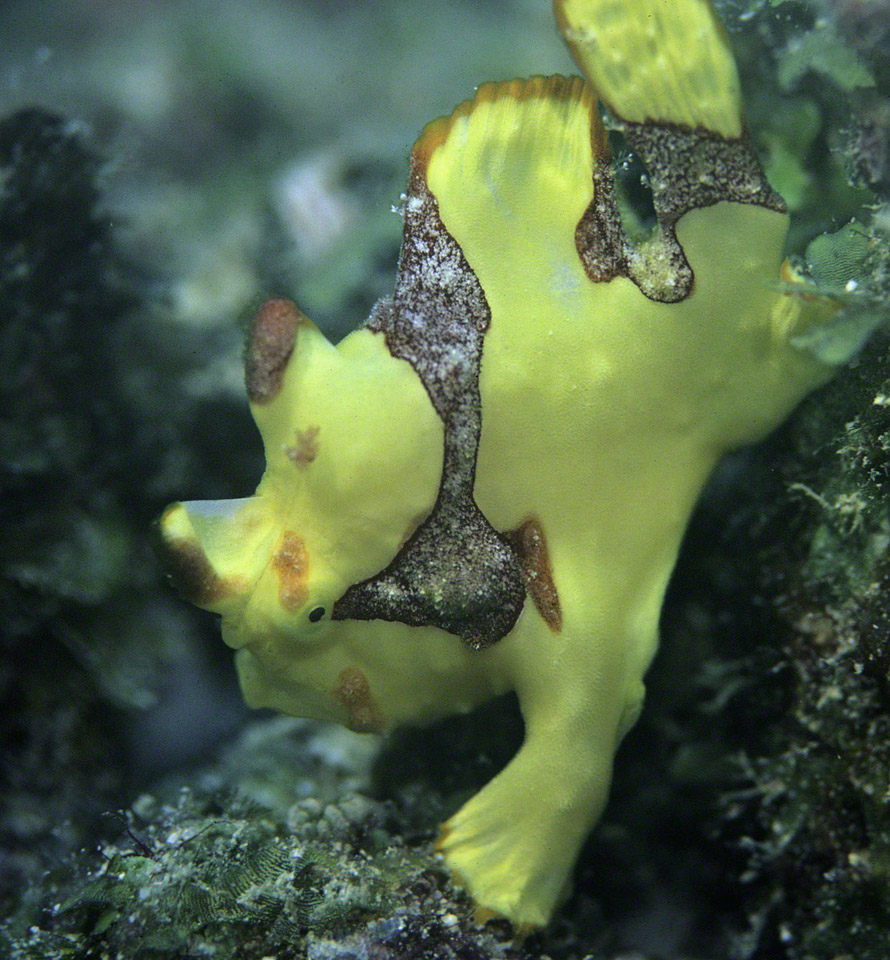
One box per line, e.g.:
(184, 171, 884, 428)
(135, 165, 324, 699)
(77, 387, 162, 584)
(1, 0, 889, 957)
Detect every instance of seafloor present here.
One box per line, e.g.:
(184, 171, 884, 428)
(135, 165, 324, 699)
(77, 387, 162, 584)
(1, 1, 889, 958)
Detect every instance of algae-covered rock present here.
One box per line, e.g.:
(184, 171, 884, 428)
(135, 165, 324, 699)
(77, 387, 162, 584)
(0, 107, 136, 913)
(719, 332, 890, 960)
(0, 104, 252, 926)
(2, 719, 534, 960)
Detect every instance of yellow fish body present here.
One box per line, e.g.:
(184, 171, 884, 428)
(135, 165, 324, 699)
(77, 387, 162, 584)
(161, 0, 841, 929)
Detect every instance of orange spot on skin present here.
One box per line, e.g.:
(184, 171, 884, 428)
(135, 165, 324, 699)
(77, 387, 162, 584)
(285, 425, 320, 467)
(780, 258, 820, 302)
(780, 259, 795, 284)
(507, 516, 562, 632)
(472, 905, 502, 928)
(434, 821, 450, 852)
(332, 666, 386, 732)
(271, 531, 309, 611)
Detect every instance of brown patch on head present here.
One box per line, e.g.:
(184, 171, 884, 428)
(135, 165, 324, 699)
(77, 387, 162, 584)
(507, 517, 562, 632)
(245, 298, 304, 404)
(271, 530, 309, 612)
(160, 536, 245, 609)
(333, 666, 386, 733)
(285, 425, 320, 467)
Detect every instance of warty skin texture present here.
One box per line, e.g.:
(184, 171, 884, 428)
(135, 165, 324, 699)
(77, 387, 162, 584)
(160, 0, 844, 931)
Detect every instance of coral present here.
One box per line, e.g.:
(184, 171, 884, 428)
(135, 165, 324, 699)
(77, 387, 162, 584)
(834, 0, 890, 80)
(713, 334, 890, 958)
(667, 192, 890, 957)
(845, 92, 890, 195)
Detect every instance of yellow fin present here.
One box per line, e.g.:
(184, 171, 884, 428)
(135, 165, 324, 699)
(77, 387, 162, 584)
(414, 76, 605, 278)
(554, 0, 742, 138)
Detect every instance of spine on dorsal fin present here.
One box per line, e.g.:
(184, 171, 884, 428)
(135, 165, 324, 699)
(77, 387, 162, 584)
(413, 74, 608, 179)
(553, 0, 784, 303)
(554, 0, 743, 138)
(407, 75, 608, 307)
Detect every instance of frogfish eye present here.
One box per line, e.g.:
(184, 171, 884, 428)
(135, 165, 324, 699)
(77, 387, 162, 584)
(307, 606, 326, 623)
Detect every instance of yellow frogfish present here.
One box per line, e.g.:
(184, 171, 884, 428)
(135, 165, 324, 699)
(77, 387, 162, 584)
(160, 0, 846, 930)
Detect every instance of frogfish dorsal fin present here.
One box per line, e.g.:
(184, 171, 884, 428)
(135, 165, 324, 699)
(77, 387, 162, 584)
(416, 75, 608, 289)
(555, 0, 743, 137)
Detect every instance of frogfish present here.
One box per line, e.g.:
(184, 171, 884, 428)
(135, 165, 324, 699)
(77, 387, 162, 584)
(160, 0, 845, 929)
